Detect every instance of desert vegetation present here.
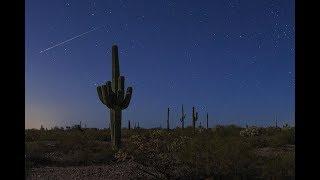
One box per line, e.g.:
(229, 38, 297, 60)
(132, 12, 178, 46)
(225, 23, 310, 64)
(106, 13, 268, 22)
(25, 125, 295, 179)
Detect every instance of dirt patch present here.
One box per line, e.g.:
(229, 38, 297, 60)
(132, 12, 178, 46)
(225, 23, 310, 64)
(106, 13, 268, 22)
(255, 145, 295, 157)
(27, 160, 167, 180)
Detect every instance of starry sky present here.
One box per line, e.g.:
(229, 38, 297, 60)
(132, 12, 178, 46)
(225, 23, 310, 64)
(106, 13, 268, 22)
(25, 0, 295, 129)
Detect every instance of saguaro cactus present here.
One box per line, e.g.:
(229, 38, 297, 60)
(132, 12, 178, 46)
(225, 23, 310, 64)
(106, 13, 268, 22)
(128, 120, 131, 130)
(97, 45, 133, 149)
(167, 108, 170, 130)
(192, 107, 198, 133)
(180, 105, 186, 129)
(206, 113, 209, 129)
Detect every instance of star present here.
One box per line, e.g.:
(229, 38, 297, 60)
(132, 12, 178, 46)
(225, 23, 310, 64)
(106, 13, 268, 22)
(105, 10, 112, 14)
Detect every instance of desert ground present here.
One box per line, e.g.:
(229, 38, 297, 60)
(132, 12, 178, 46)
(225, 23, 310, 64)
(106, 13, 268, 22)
(26, 126, 295, 179)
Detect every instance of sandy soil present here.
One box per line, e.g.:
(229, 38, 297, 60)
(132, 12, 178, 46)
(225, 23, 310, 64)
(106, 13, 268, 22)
(27, 160, 168, 180)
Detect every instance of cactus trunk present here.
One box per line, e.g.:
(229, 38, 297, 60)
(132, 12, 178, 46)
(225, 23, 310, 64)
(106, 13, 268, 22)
(111, 109, 122, 147)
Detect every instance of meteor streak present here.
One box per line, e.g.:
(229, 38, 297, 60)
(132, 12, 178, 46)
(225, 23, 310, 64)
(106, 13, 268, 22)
(40, 26, 102, 53)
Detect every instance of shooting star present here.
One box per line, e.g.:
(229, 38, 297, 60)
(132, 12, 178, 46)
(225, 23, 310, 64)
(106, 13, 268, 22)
(40, 26, 102, 54)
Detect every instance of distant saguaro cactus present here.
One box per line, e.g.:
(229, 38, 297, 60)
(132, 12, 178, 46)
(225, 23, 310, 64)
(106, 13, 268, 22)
(206, 113, 209, 129)
(180, 105, 186, 129)
(192, 107, 198, 134)
(167, 108, 170, 130)
(97, 45, 133, 149)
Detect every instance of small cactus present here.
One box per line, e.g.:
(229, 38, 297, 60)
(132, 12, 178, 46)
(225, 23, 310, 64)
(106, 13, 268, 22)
(180, 105, 186, 129)
(128, 120, 131, 130)
(192, 107, 198, 134)
(206, 113, 209, 129)
(167, 107, 170, 130)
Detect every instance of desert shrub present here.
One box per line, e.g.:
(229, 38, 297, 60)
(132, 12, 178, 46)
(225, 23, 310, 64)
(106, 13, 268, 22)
(268, 128, 295, 147)
(214, 125, 242, 137)
(240, 126, 266, 137)
(25, 129, 116, 167)
(245, 136, 270, 148)
(81, 129, 110, 141)
(175, 131, 257, 178)
(264, 127, 282, 136)
(260, 151, 295, 178)
(25, 156, 33, 178)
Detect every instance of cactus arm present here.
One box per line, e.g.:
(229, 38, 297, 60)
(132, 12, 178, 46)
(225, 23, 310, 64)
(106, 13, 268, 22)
(106, 81, 116, 106)
(120, 87, 132, 109)
(119, 76, 125, 92)
(101, 85, 115, 109)
(116, 76, 125, 106)
(106, 81, 112, 90)
(97, 86, 107, 105)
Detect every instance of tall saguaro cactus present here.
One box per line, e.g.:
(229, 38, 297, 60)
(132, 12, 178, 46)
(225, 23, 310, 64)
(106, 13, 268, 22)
(97, 45, 133, 149)
(167, 108, 170, 130)
(192, 107, 198, 134)
(180, 104, 186, 129)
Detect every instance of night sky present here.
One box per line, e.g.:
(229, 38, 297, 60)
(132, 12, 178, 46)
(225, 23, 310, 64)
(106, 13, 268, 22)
(25, 0, 295, 129)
